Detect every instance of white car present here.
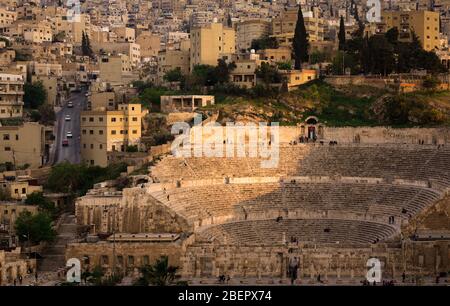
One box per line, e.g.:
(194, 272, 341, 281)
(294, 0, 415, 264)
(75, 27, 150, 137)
(66, 131, 73, 138)
(65, 115, 71, 121)
(67, 102, 73, 108)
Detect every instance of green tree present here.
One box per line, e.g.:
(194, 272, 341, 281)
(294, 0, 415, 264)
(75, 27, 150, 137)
(368, 34, 395, 75)
(81, 31, 93, 57)
(215, 59, 236, 84)
(277, 61, 292, 70)
(191, 64, 217, 87)
(15, 211, 56, 244)
(37, 103, 56, 125)
(25, 192, 57, 216)
(45, 162, 127, 195)
(250, 36, 279, 51)
(338, 16, 346, 51)
(134, 256, 179, 286)
(24, 81, 47, 108)
(255, 62, 283, 84)
(292, 3, 309, 69)
(163, 68, 184, 83)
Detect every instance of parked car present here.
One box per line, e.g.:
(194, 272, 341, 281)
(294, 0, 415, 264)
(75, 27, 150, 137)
(65, 115, 71, 121)
(66, 131, 73, 138)
(67, 101, 73, 108)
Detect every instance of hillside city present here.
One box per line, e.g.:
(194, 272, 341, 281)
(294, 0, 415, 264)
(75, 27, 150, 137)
(0, 0, 449, 288)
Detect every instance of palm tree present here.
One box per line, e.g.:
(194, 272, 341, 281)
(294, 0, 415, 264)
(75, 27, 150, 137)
(135, 256, 179, 286)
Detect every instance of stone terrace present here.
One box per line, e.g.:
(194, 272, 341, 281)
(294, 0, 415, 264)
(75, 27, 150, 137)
(151, 145, 450, 189)
(198, 219, 397, 245)
(150, 182, 441, 225)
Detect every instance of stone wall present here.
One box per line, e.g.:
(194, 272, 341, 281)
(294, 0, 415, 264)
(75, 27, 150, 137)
(183, 126, 450, 146)
(181, 240, 449, 281)
(75, 188, 191, 234)
(65, 241, 182, 274)
(0, 248, 36, 285)
(323, 127, 450, 145)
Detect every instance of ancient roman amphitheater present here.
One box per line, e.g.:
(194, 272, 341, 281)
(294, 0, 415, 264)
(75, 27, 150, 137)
(68, 125, 450, 284)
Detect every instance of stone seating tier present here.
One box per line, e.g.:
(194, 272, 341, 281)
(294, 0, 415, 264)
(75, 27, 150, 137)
(198, 219, 397, 245)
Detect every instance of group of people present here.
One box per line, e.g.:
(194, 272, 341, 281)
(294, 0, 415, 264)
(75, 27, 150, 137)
(218, 274, 231, 284)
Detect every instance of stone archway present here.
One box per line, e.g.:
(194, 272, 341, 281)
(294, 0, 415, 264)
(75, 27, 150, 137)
(299, 116, 324, 140)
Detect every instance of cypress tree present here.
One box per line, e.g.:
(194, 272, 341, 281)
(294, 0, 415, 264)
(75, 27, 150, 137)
(81, 31, 87, 56)
(292, 4, 309, 69)
(338, 16, 346, 51)
(85, 32, 93, 57)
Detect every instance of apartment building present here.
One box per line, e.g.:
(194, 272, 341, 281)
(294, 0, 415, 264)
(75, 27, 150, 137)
(236, 20, 271, 52)
(0, 7, 17, 26)
(0, 171, 42, 200)
(271, 8, 325, 45)
(111, 26, 136, 42)
(14, 21, 53, 43)
(381, 10, 440, 51)
(32, 62, 63, 77)
(88, 91, 116, 111)
(80, 104, 142, 167)
(51, 13, 91, 44)
(136, 31, 161, 58)
(99, 55, 132, 85)
(190, 20, 235, 70)
(0, 73, 23, 119)
(92, 42, 141, 67)
(0, 122, 45, 169)
(157, 49, 190, 84)
(31, 75, 59, 107)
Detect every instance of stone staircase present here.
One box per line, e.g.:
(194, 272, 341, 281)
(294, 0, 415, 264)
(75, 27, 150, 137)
(38, 214, 78, 272)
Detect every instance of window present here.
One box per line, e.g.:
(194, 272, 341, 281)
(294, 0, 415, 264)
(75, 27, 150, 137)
(3, 134, 9, 140)
(5, 147, 11, 151)
(90, 130, 94, 135)
(111, 117, 116, 122)
(132, 130, 137, 134)
(82, 130, 86, 135)
(132, 117, 138, 121)
(90, 144, 93, 149)
(111, 130, 116, 135)
(143, 255, 149, 265)
(99, 144, 103, 149)
(99, 117, 103, 122)
(128, 256, 134, 266)
(89, 117, 94, 122)
(22, 188, 26, 194)
(15, 135, 18, 141)
(99, 130, 103, 135)
(83, 144, 86, 148)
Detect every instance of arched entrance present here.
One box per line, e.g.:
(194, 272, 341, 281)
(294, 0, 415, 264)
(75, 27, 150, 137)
(299, 116, 324, 140)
